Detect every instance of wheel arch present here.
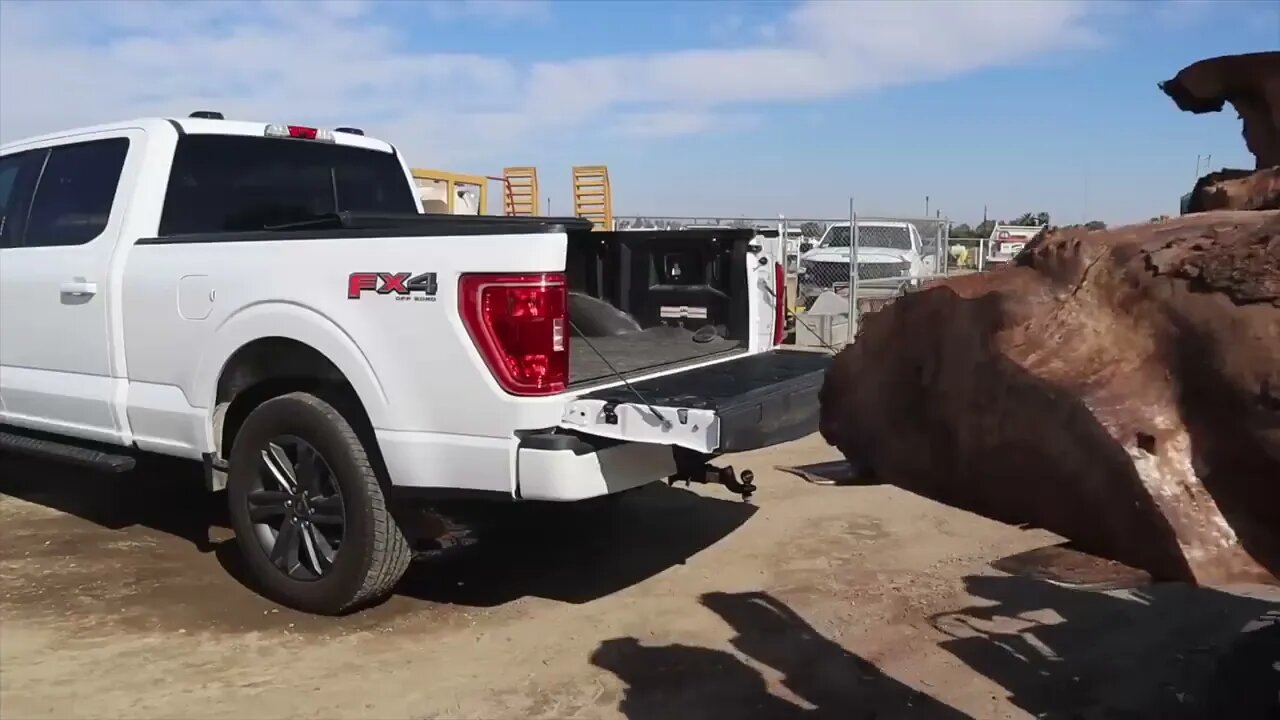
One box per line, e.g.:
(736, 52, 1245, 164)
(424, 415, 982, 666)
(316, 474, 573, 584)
(196, 303, 390, 459)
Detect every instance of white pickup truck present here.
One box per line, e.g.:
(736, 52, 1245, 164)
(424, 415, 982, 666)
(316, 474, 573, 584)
(0, 114, 830, 614)
(982, 223, 1045, 267)
(795, 220, 934, 307)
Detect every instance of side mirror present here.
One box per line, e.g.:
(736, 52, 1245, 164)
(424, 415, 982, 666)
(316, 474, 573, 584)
(800, 242, 813, 253)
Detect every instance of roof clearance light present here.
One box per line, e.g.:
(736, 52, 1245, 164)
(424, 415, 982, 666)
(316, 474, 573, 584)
(264, 124, 336, 142)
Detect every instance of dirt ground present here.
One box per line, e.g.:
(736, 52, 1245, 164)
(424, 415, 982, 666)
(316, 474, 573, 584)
(2, 434, 1277, 719)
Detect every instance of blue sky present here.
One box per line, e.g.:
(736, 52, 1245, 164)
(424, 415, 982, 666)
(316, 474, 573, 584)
(1, 0, 1276, 226)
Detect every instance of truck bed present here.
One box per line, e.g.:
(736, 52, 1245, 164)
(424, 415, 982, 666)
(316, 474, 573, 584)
(565, 227, 754, 388)
(569, 328, 744, 386)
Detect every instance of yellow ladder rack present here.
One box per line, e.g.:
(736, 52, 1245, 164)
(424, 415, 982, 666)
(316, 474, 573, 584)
(572, 165, 612, 230)
(502, 166, 539, 216)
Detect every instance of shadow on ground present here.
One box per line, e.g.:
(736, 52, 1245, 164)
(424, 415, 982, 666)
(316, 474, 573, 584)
(398, 483, 755, 607)
(591, 591, 968, 720)
(591, 581, 1280, 720)
(0, 453, 223, 549)
(932, 574, 1280, 719)
(0, 453, 754, 617)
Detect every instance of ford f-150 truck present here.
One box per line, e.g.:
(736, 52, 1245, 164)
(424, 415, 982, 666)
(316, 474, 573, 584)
(0, 114, 830, 614)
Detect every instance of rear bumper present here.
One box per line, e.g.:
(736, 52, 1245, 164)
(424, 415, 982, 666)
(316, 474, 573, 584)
(375, 428, 676, 502)
(516, 433, 676, 501)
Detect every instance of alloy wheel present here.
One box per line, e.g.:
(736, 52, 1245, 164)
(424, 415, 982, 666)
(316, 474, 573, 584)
(246, 436, 346, 580)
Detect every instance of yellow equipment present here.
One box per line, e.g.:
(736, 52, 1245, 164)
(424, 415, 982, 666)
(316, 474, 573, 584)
(572, 165, 612, 230)
(410, 168, 490, 214)
(502, 167, 540, 216)
(410, 164, 614, 224)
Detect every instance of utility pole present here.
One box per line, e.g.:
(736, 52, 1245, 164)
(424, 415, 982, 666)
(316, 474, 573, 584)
(924, 195, 930, 218)
(1194, 154, 1213, 180)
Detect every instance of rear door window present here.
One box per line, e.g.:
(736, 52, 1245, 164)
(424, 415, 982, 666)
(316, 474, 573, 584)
(159, 135, 418, 236)
(22, 138, 130, 248)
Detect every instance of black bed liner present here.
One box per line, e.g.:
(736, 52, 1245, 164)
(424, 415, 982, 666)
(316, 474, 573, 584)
(568, 329, 743, 386)
(580, 349, 834, 452)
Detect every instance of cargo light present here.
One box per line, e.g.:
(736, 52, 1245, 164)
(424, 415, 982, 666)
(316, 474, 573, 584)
(459, 273, 568, 396)
(265, 124, 335, 142)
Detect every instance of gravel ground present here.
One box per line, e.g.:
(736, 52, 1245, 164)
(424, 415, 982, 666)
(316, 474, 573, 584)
(1, 434, 1276, 719)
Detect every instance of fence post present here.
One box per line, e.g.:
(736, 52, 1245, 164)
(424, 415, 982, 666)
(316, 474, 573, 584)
(848, 198, 859, 343)
(937, 220, 947, 276)
(778, 214, 788, 274)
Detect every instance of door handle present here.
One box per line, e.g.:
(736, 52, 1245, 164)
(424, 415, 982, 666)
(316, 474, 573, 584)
(60, 281, 98, 297)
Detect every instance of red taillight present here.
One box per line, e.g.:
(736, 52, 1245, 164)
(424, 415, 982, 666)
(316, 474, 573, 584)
(459, 273, 568, 396)
(264, 124, 335, 142)
(773, 261, 787, 346)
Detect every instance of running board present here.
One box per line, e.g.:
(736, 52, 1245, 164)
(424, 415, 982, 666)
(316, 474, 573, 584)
(0, 429, 136, 472)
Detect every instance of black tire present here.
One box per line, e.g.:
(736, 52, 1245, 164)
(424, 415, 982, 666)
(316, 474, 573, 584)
(226, 391, 410, 615)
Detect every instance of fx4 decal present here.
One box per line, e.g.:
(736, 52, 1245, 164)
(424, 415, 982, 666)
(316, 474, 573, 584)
(348, 272, 438, 302)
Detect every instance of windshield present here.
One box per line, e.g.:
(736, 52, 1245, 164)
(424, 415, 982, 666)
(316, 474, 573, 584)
(159, 134, 417, 236)
(821, 225, 913, 251)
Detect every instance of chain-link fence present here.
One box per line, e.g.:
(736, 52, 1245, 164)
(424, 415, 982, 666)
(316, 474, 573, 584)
(785, 215, 949, 350)
(612, 211, 958, 351)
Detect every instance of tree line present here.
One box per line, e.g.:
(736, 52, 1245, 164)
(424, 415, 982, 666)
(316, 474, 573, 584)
(948, 212, 1107, 239)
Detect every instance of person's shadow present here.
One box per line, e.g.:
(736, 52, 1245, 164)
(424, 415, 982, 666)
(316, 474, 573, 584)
(931, 574, 1280, 719)
(591, 591, 969, 719)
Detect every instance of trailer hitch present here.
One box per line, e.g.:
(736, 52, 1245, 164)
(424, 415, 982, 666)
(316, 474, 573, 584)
(668, 449, 756, 501)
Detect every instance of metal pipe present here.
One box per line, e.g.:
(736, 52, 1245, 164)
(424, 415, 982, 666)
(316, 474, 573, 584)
(849, 198, 860, 341)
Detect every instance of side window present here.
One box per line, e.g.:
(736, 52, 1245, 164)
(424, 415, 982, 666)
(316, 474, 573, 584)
(0, 151, 36, 248)
(22, 138, 129, 248)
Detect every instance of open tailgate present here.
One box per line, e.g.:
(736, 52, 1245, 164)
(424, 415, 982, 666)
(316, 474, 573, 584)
(558, 350, 833, 454)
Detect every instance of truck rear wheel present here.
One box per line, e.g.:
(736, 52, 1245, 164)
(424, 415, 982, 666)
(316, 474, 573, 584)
(226, 391, 410, 615)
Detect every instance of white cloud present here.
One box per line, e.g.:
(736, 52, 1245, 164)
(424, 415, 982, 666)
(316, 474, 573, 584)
(0, 0, 1105, 166)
